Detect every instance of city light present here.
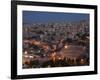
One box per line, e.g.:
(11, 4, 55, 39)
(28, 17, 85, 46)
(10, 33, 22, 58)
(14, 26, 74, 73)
(24, 55, 28, 58)
(64, 45, 68, 49)
(22, 20, 89, 68)
(24, 51, 28, 54)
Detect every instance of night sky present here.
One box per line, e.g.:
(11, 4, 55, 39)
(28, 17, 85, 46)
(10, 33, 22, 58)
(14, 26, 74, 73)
(23, 11, 89, 24)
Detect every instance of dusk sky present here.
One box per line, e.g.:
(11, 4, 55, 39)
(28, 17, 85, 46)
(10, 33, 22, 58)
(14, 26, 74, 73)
(23, 11, 89, 24)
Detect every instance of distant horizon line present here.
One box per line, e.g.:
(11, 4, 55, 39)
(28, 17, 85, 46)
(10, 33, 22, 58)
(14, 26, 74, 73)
(23, 19, 89, 25)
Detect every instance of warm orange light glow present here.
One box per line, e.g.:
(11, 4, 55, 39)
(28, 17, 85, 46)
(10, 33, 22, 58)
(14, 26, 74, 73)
(64, 45, 68, 49)
(58, 57, 62, 60)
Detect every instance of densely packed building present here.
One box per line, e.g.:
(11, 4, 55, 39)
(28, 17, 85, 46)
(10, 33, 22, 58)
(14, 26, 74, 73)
(22, 20, 89, 68)
(23, 20, 89, 42)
